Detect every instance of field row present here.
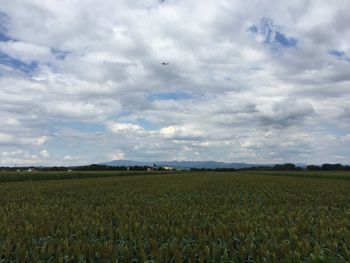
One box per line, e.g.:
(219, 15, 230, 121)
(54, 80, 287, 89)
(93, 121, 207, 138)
(0, 170, 350, 183)
(0, 171, 156, 182)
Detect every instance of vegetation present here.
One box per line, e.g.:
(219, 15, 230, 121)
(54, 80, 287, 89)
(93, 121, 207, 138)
(0, 171, 159, 183)
(0, 172, 349, 262)
(240, 170, 350, 180)
(0, 164, 156, 172)
(307, 163, 350, 171)
(1, 162, 350, 173)
(240, 163, 350, 171)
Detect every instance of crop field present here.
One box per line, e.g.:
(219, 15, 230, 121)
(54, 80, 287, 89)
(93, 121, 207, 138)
(240, 170, 350, 180)
(0, 171, 161, 183)
(0, 172, 350, 262)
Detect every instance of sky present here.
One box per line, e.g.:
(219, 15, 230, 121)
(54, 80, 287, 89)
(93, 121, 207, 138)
(0, 0, 350, 166)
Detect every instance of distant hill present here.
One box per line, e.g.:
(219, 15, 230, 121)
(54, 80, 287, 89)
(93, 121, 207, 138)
(99, 160, 274, 169)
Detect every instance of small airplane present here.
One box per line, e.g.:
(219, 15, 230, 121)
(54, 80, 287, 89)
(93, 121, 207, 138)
(161, 62, 169, 65)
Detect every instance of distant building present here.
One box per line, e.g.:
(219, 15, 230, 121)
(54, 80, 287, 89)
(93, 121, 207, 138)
(27, 168, 33, 172)
(163, 166, 175, 171)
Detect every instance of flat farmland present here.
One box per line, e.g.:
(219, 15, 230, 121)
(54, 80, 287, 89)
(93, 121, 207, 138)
(0, 172, 349, 262)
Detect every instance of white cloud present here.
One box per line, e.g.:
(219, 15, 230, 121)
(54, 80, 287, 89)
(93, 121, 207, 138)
(0, 41, 51, 63)
(63, 155, 81, 161)
(107, 122, 144, 134)
(160, 124, 204, 141)
(1, 149, 23, 156)
(108, 151, 125, 161)
(46, 100, 120, 119)
(0, 0, 349, 165)
(31, 136, 48, 146)
(3, 117, 20, 126)
(39, 149, 50, 158)
(0, 133, 13, 144)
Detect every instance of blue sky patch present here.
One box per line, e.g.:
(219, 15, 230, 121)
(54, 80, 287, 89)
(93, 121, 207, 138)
(147, 91, 193, 101)
(322, 126, 348, 137)
(46, 120, 105, 136)
(115, 110, 133, 118)
(259, 17, 274, 44)
(249, 17, 297, 48)
(274, 31, 297, 47)
(136, 118, 161, 130)
(0, 52, 38, 74)
(248, 25, 258, 33)
(65, 121, 105, 133)
(329, 49, 345, 57)
(51, 48, 70, 60)
(0, 31, 11, 42)
(329, 49, 350, 62)
(0, 12, 12, 42)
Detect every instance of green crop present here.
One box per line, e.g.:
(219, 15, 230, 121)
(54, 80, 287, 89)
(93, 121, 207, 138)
(0, 172, 349, 262)
(0, 171, 157, 183)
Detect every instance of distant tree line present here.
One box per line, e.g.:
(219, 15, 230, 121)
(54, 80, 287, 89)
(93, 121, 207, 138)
(240, 163, 301, 171)
(73, 164, 152, 171)
(306, 163, 350, 171)
(0, 165, 152, 172)
(194, 163, 350, 171)
(241, 163, 350, 171)
(0, 164, 172, 172)
(1, 163, 350, 172)
(189, 168, 238, 172)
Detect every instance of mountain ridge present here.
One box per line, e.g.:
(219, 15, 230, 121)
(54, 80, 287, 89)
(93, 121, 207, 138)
(99, 160, 279, 169)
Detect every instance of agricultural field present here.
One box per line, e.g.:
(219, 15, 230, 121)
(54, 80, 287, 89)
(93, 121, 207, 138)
(240, 170, 350, 180)
(0, 172, 350, 262)
(0, 171, 155, 183)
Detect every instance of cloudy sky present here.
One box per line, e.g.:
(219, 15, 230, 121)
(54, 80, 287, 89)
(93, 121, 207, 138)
(0, 0, 350, 166)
